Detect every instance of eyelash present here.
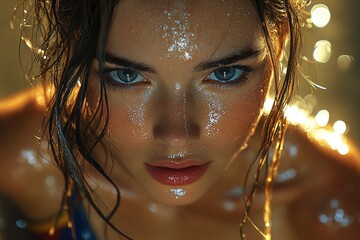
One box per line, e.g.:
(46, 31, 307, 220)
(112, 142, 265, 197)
(102, 65, 254, 91)
(204, 65, 253, 90)
(103, 68, 148, 91)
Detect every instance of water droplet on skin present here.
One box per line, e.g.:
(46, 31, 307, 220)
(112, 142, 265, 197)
(126, 91, 152, 139)
(222, 200, 236, 211)
(167, 151, 186, 159)
(202, 92, 227, 137)
(276, 168, 297, 183)
(12, 144, 51, 177)
(156, 1, 198, 61)
(82, 230, 94, 239)
(148, 202, 160, 213)
(170, 188, 186, 199)
(20, 150, 42, 170)
(317, 198, 355, 228)
(175, 82, 182, 91)
(16, 219, 27, 229)
(288, 146, 298, 157)
(224, 186, 244, 198)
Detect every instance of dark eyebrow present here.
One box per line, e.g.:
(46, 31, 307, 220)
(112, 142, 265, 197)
(194, 48, 265, 72)
(105, 52, 157, 73)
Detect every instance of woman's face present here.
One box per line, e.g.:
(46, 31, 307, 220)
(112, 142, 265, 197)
(90, 0, 271, 206)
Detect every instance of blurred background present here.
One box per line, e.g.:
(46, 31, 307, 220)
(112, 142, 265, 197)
(0, 0, 359, 146)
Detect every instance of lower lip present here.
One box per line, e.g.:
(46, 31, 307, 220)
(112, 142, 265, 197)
(145, 163, 210, 186)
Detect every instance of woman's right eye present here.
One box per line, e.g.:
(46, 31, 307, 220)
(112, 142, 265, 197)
(104, 68, 145, 85)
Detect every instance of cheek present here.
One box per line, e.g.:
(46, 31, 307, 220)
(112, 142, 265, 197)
(107, 93, 152, 144)
(87, 74, 151, 143)
(121, 101, 148, 140)
(202, 81, 269, 144)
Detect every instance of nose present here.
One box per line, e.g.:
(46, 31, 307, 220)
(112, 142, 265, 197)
(153, 88, 200, 148)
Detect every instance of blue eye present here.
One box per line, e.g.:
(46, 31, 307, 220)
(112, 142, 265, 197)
(107, 68, 145, 85)
(208, 67, 244, 82)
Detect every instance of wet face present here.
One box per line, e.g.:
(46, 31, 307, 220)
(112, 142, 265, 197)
(90, 0, 271, 206)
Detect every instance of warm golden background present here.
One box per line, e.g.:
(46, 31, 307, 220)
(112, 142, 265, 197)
(1, 1, 359, 146)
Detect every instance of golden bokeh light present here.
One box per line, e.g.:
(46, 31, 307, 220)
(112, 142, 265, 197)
(315, 110, 330, 127)
(311, 4, 331, 28)
(333, 120, 347, 135)
(337, 55, 355, 71)
(313, 40, 332, 63)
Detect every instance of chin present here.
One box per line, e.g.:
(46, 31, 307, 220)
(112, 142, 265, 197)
(145, 184, 208, 207)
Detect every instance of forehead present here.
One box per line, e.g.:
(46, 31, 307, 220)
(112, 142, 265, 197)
(107, 0, 264, 63)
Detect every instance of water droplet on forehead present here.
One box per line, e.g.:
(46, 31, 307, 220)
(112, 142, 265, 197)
(156, 2, 198, 61)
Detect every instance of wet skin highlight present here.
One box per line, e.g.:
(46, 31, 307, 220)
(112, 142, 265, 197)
(88, 0, 270, 206)
(0, 1, 359, 239)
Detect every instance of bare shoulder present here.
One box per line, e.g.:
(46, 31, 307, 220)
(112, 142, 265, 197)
(285, 124, 360, 173)
(0, 87, 45, 188)
(283, 124, 360, 239)
(0, 87, 63, 220)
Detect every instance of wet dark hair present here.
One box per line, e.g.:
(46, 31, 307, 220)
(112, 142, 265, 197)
(19, 0, 306, 239)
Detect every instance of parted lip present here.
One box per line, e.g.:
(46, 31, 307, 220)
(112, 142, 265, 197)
(145, 159, 210, 169)
(144, 158, 212, 186)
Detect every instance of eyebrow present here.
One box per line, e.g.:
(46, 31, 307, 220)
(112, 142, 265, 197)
(195, 48, 265, 72)
(105, 48, 265, 74)
(105, 52, 157, 73)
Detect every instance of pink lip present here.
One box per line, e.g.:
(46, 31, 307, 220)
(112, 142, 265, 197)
(145, 159, 211, 186)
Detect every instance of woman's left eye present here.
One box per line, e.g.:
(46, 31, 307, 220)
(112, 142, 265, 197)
(105, 68, 145, 85)
(208, 66, 245, 82)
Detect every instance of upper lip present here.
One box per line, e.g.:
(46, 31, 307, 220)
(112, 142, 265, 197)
(146, 158, 211, 169)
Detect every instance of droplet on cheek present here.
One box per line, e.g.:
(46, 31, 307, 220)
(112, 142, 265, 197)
(125, 92, 152, 139)
(127, 105, 147, 138)
(202, 92, 227, 137)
